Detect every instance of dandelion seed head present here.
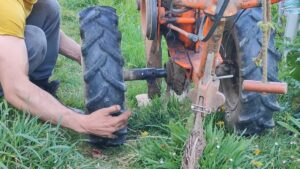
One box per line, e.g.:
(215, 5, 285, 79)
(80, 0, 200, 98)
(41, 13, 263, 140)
(160, 158, 164, 164)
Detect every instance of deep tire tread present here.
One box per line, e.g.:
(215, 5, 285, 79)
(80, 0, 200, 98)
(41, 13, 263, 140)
(83, 55, 108, 82)
(86, 87, 108, 109)
(80, 6, 127, 147)
(222, 8, 281, 134)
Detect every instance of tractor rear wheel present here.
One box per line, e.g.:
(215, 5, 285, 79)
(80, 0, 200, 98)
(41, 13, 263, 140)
(79, 6, 127, 147)
(219, 8, 281, 135)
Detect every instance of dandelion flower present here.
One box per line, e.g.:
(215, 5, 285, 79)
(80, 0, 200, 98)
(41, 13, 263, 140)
(275, 142, 279, 146)
(140, 131, 149, 138)
(216, 145, 220, 149)
(220, 106, 226, 112)
(282, 160, 287, 164)
(229, 158, 233, 162)
(216, 121, 225, 127)
(253, 149, 261, 156)
(251, 160, 263, 168)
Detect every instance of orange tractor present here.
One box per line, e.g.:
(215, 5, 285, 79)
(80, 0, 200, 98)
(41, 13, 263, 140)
(135, 0, 286, 132)
(134, 1, 287, 167)
(79, 0, 286, 167)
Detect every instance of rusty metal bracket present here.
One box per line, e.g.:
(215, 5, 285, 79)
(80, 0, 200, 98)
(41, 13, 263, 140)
(188, 53, 226, 114)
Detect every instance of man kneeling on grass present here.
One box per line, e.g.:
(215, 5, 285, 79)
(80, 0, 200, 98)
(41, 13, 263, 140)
(0, 0, 131, 138)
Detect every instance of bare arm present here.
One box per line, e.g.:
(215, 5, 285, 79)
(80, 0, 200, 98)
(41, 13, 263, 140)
(59, 30, 82, 64)
(0, 35, 131, 138)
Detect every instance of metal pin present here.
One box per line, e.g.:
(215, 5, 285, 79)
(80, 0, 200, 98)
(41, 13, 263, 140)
(214, 75, 234, 80)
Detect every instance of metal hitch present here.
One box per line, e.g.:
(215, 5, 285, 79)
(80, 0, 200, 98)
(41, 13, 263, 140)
(123, 68, 167, 81)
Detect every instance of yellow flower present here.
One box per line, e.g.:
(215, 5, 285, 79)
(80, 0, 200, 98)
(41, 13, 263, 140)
(253, 149, 261, 156)
(251, 160, 263, 168)
(140, 131, 149, 138)
(219, 106, 226, 112)
(216, 121, 225, 127)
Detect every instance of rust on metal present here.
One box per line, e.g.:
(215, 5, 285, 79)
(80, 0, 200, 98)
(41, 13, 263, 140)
(140, 0, 163, 98)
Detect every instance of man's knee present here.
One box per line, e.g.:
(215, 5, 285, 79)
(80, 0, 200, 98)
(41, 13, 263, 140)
(39, 0, 61, 19)
(25, 26, 47, 73)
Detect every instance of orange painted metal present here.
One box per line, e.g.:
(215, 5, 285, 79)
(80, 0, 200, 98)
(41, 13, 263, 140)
(238, 0, 282, 9)
(238, 0, 260, 9)
(140, 0, 147, 36)
(243, 80, 288, 94)
(271, 0, 282, 3)
(174, 0, 207, 9)
(165, 13, 224, 84)
(160, 17, 196, 24)
(176, 17, 196, 24)
(178, 11, 195, 48)
(155, 0, 283, 93)
(167, 24, 191, 39)
(173, 0, 283, 17)
(169, 47, 201, 70)
(197, 17, 214, 80)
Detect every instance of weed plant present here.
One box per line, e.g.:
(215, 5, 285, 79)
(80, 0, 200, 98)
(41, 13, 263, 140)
(135, 117, 253, 169)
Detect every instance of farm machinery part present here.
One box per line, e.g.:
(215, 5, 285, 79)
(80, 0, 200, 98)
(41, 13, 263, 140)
(123, 63, 189, 96)
(123, 68, 166, 82)
(79, 0, 286, 168)
(135, 0, 286, 168)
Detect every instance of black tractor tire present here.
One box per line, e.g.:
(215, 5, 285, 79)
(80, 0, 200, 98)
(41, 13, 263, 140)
(219, 8, 281, 135)
(79, 6, 127, 147)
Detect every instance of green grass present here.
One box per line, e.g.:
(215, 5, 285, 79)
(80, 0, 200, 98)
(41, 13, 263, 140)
(0, 101, 112, 168)
(1, 0, 300, 168)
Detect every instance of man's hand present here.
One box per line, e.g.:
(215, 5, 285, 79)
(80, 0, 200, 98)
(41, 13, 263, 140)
(76, 105, 131, 138)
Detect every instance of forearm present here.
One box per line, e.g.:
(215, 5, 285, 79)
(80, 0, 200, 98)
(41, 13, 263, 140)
(4, 77, 84, 133)
(59, 30, 82, 64)
(0, 36, 131, 138)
